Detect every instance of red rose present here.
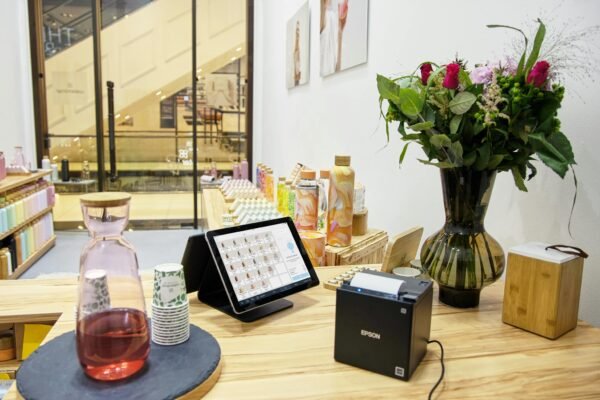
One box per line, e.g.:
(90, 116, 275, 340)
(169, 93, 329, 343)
(443, 63, 460, 89)
(420, 63, 433, 85)
(527, 60, 550, 87)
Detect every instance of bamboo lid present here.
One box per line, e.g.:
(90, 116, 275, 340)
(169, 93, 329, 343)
(319, 169, 330, 179)
(335, 155, 351, 166)
(80, 192, 131, 207)
(300, 170, 316, 180)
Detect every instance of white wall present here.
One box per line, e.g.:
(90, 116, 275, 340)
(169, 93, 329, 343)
(254, 0, 600, 325)
(0, 1, 36, 165)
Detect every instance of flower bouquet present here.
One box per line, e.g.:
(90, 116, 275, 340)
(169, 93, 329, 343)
(376, 20, 577, 307)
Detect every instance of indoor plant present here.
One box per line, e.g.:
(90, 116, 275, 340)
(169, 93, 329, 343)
(377, 20, 576, 307)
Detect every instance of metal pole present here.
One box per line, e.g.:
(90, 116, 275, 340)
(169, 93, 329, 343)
(107, 81, 117, 181)
(192, 0, 199, 229)
(92, 0, 105, 191)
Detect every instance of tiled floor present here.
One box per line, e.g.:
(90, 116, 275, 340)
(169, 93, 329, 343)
(20, 229, 200, 279)
(53, 192, 202, 226)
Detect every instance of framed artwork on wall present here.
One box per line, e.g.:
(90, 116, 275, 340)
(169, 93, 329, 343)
(286, 1, 311, 89)
(320, 0, 369, 77)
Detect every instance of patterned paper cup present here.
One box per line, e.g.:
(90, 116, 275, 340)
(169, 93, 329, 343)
(153, 263, 187, 307)
(80, 269, 111, 317)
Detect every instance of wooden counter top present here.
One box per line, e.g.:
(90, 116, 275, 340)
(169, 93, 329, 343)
(2, 267, 600, 399)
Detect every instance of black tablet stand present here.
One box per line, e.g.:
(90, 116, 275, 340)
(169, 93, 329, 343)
(183, 234, 293, 323)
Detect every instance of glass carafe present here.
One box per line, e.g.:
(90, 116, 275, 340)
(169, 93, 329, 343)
(76, 192, 150, 381)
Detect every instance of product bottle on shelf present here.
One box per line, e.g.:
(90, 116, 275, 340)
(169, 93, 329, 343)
(294, 170, 319, 231)
(12, 146, 26, 168)
(77, 192, 150, 381)
(288, 184, 297, 220)
(232, 162, 241, 179)
(318, 170, 330, 233)
(61, 157, 70, 182)
(0, 151, 6, 181)
(82, 161, 91, 180)
(41, 155, 51, 170)
(265, 168, 274, 201)
(277, 177, 286, 214)
(255, 163, 262, 188)
(283, 180, 292, 217)
(210, 160, 218, 178)
(327, 155, 355, 247)
(241, 159, 249, 180)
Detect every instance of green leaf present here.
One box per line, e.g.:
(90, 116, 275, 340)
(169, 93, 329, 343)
(418, 159, 455, 168)
(524, 19, 546, 75)
(459, 69, 472, 87)
(376, 74, 400, 104)
(423, 104, 436, 123)
(401, 133, 421, 140)
(408, 121, 434, 131)
(547, 131, 575, 164)
(511, 166, 528, 191)
(399, 143, 410, 165)
(398, 88, 424, 117)
(449, 141, 464, 165)
(530, 132, 572, 178)
(487, 154, 504, 169)
(529, 133, 568, 163)
(449, 92, 477, 115)
(397, 121, 406, 136)
(450, 115, 462, 135)
(474, 142, 491, 171)
(536, 152, 569, 178)
(430, 134, 452, 149)
(463, 151, 477, 167)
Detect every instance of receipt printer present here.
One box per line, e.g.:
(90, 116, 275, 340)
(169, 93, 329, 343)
(334, 270, 433, 381)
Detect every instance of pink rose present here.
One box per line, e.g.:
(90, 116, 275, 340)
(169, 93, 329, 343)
(443, 63, 460, 89)
(527, 61, 550, 88)
(420, 63, 433, 85)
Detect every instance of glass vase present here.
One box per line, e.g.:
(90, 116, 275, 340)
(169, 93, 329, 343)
(420, 168, 505, 308)
(76, 192, 150, 381)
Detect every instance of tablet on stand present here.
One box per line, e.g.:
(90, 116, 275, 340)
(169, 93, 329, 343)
(182, 217, 320, 322)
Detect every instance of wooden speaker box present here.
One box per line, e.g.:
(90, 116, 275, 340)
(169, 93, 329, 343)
(502, 243, 585, 339)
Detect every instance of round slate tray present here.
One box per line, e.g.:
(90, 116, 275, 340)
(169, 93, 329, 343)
(16, 324, 221, 400)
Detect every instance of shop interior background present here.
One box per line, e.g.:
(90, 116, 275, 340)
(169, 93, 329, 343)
(1, 0, 599, 325)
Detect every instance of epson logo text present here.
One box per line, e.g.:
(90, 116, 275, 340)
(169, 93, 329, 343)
(360, 329, 381, 340)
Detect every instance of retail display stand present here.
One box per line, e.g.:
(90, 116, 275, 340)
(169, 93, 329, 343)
(0, 170, 56, 279)
(201, 188, 388, 266)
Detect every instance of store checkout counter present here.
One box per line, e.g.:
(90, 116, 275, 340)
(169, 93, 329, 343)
(1, 189, 600, 398)
(2, 268, 600, 399)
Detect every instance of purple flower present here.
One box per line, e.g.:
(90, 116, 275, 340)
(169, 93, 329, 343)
(490, 57, 517, 76)
(502, 57, 517, 76)
(470, 65, 493, 85)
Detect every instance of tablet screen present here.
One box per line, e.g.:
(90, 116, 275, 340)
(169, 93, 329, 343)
(212, 222, 312, 305)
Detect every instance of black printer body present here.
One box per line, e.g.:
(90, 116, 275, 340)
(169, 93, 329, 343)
(334, 270, 433, 381)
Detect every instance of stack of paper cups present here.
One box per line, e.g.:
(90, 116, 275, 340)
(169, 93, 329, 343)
(151, 263, 190, 346)
(299, 231, 326, 267)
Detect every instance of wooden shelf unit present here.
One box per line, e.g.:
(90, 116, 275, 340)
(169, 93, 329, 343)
(8, 236, 56, 280)
(0, 206, 54, 242)
(0, 170, 51, 194)
(1, 170, 55, 281)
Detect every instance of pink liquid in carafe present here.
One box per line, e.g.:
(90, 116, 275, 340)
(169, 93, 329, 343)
(76, 308, 150, 381)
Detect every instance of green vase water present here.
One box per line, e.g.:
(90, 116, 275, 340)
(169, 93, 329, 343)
(421, 168, 505, 308)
